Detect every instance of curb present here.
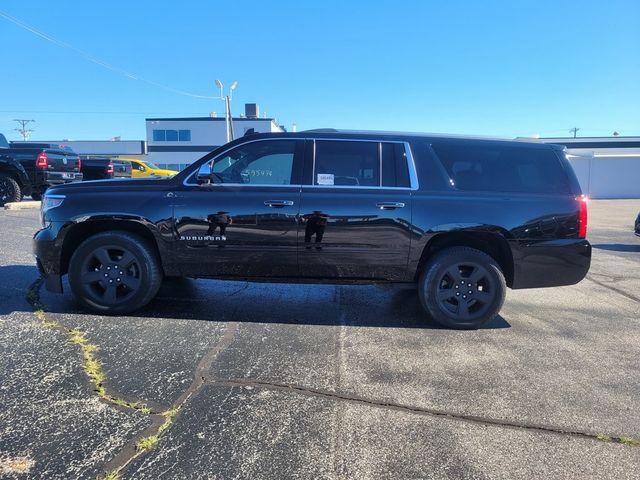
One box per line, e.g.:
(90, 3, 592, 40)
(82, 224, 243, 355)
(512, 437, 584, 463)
(4, 201, 41, 210)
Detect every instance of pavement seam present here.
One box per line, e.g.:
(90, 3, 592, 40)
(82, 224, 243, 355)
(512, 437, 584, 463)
(26, 278, 158, 414)
(99, 321, 240, 479)
(206, 377, 640, 448)
(25, 277, 199, 479)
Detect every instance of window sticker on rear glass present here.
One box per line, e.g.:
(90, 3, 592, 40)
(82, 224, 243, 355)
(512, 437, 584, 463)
(317, 173, 334, 185)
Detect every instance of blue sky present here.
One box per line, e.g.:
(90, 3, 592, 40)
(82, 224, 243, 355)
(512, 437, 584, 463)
(0, 0, 638, 141)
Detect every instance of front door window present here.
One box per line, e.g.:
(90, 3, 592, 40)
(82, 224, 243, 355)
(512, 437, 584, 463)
(212, 140, 296, 185)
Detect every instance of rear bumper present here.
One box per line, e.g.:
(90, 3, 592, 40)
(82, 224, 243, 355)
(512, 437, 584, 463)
(44, 171, 83, 185)
(510, 238, 591, 289)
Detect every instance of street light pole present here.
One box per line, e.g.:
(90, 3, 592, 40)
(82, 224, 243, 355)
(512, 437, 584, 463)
(215, 79, 238, 143)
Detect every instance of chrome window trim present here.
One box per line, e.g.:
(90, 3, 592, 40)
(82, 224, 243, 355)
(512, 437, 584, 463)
(378, 142, 383, 187)
(404, 142, 420, 190)
(302, 185, 413, 191)
(183, 136, 420, 191)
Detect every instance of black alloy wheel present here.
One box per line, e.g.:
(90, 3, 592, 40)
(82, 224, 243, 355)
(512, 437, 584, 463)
(419, 246, 506, 329)
(69, 231, 162, 314)
(78, 246, 142, 306)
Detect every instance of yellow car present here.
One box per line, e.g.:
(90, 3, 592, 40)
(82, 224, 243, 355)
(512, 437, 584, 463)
(117, 157, 178, 178)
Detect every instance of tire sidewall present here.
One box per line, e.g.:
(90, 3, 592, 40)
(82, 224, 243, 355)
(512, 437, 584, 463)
(0, 174, 20, 205)
(419, 248, 506, 329)
(69, 232, 161, 314)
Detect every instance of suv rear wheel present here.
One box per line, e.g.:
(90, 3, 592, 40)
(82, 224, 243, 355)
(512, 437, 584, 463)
(68, 232, 163, 314)
(419, 247, 506, 329)
(0, 174, 21, 206)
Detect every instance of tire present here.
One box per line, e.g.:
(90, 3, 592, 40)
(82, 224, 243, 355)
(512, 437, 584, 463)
(0, 174, 21, 206)
(418, 247, 506, 329)
(30, 191, 42, 201)
(68, 231, 163, 314)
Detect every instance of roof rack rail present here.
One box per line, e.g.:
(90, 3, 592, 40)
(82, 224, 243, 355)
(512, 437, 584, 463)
(302, 128, 339, 133)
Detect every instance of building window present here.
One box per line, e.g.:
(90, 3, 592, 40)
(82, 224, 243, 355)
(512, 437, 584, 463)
(165, 130, 178, 141)
(152, 129, 192, 142)
(153, 130, 166, 141)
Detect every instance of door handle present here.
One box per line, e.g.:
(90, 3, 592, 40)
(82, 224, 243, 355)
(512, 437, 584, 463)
(376, 202, 405, 210)
(264, 200, 294, 208)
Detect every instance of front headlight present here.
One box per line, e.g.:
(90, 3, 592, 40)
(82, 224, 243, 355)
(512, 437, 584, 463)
(42, 194, 65, 212)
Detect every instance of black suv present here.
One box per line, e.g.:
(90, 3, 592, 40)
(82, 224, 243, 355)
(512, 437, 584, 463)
(34, 130, 591, 329)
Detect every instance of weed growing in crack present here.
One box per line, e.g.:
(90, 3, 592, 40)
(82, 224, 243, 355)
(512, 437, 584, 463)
(619, 437, 640, 447)
(103, 471, 119, 480)
(136, 435, 160, 452)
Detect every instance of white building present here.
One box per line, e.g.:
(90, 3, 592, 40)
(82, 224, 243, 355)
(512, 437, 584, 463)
(146, 104, 284, 171)
(534, 137, 640, 199)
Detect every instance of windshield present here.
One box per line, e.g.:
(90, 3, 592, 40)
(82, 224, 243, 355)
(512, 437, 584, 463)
(143, 161, 160, 169)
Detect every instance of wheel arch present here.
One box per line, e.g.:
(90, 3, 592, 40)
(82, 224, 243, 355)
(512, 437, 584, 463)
(59, 219, 167, 276)
(413, 230, 514, 287)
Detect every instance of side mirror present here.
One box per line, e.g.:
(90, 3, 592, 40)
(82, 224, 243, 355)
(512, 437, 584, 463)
(196, 163, 213, 183)
(138, 165, 145, 171)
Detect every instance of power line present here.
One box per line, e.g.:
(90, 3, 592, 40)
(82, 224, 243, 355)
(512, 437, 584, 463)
(0, 10, 217, 100)
(0, 110, 208, 115)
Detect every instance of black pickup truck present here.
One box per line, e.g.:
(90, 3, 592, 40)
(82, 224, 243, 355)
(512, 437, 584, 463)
(34, 130, 591, 329)
(0, 133, 32, 204)
(2, 140, 83, 200)
(80, 156, 115, 181)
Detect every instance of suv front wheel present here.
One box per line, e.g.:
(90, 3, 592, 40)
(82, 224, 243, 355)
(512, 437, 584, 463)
(419, 247, 506, 329)
(68, 231, 163, 314)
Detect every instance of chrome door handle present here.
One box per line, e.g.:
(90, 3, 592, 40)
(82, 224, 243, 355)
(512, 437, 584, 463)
(264, 200, 294, 208)
(376, 202, 405, 210)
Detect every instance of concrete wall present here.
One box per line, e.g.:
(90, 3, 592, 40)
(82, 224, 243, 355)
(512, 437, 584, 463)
(567, 152, 640, 199)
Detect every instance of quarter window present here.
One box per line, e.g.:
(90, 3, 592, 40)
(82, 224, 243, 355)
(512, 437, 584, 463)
(212, 140, 296, 185)
(314, 141, 380, 187)
(432, 143, 571, 194)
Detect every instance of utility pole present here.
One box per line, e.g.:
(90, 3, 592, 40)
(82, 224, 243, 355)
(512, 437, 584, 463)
(14, 119, 35, 141)
(569, 127, 580, 138)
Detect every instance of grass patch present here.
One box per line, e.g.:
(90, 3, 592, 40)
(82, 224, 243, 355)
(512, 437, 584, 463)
(596, 434, 611, 443)
(136, 435, 160, 452)
(103, 471, 119, 480)
(618, 437, 640, 447)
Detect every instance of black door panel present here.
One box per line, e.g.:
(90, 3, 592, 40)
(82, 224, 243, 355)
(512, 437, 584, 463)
(298, 188, 412, 280)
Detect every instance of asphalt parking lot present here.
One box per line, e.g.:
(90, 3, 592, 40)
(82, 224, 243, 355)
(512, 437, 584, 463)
(1, 200, 639, 479)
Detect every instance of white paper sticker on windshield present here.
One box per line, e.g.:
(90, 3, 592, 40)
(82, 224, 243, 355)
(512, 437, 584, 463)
(317, 173, 334, 185)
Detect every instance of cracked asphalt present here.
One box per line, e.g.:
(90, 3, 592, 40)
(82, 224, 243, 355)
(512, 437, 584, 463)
(1, 200, 639, 479)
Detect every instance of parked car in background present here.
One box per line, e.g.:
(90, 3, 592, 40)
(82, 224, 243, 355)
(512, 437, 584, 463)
(116, 157, 177, 178)
(34, 130, 591, 329)
(80, 156, 114, 181)
(3, 140, 83, 200)
(0, 133, 32, 205)
(635, 212, 640, 237)
(111, 159, 132, 178)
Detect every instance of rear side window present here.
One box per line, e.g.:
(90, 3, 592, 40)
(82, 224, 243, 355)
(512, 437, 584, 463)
(314, 141, 379, 186)
(431, 143, 571, 194)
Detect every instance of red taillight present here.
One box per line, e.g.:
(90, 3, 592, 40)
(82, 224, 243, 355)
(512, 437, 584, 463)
(36, 152, 48, 169)
(577, 196, 588, 239)
(106, 162, 114, 175)
(76, 156, 82, 171)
